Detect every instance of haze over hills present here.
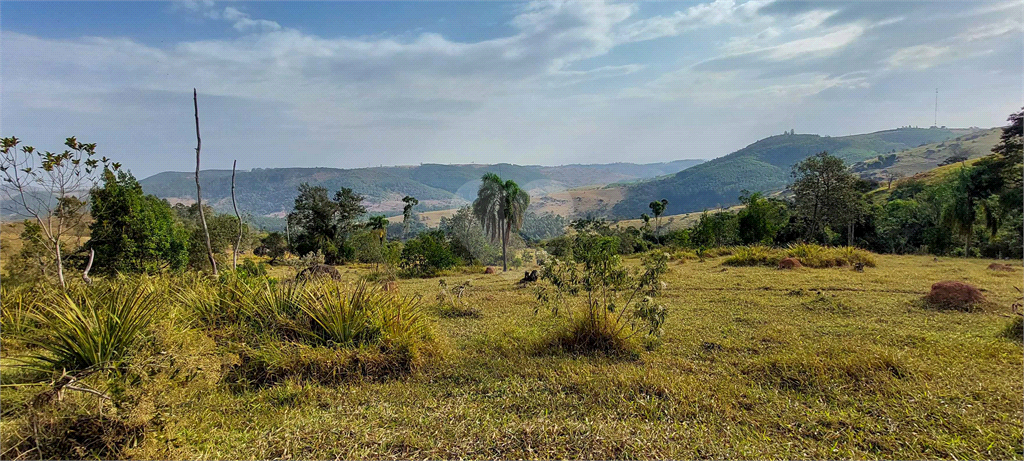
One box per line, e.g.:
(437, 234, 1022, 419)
(135, 126, 1001, 226)
(609, 127, 985, 218)
(138, 160, 704, 218)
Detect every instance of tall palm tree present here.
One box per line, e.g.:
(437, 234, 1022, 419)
(941, 167, 978, 257)
(401, 195, 418, 239)
(367, 215, 389, 271)
(473, 173, 530, 272)
(649, 199, 668, 235)
(367, 215, 389, 244)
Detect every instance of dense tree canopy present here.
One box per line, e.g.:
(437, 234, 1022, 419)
(88, 169, 189, 274)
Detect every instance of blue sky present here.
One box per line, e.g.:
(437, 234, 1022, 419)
(2, 1, 1021, 178)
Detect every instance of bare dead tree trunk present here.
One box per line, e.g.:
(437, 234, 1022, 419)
(82, 249, 94, 285)
(194, 89, 217, 275)
(54, 241, 66, 289)
(231, 159, 242, 271)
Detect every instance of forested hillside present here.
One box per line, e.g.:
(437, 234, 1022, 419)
(139, 160, 703, 217)
(611, 127, 976, 217)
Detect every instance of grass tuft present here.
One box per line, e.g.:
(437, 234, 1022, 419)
(21, 282, 159, 373)
(723, 245, 783, 267)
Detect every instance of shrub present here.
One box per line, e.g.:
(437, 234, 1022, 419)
(536, 236, 669, 355)
(400, 230, 460, 277)
(723, 245, 783, 267)
(436, 279, 480, 318)
(923, 281, 986, 311)
(21, 282, 160, 373)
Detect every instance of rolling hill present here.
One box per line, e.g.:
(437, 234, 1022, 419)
(610, 127, 982, 218)
(139, 160, 704, 217)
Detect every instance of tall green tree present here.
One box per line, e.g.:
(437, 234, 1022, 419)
(368, 215, 389, 244)
(736, 191, 789, 244)
(648, 199, 668, 235)
(473, 173, 530, 271)
(789, 152, 861, 242)
(940, 167, 983, 256)
(402, 195, 418, 238)
(173, 203, 252, 271)
(288, 184, 339, 260)
(88, 169, 189, 274)
(287, 183, 366, 263)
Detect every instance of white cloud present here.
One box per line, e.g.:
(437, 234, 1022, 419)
(765, 25, 864, 61)
(2, 0, 1019, 176)
(885, 45, 952, 70)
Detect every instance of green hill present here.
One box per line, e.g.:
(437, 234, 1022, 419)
(610, 127, 977, 218)
(139, 160, 704, 217)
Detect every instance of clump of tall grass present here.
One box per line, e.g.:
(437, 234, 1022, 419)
(723, 245, 783, 267)
(1, 286, 41, 340)
(20, 282, 160, 373)
(720, 244, 879, 268)
(298, 282, 430, 347)
(785, 243, 877, 268)
(220, 281, 437, 384)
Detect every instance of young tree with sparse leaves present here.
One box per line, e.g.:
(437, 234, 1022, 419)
(0, 137, 111, 288)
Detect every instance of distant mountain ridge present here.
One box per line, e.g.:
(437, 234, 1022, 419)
(139, 160, 704, 217)
(610, 127, 983, 218)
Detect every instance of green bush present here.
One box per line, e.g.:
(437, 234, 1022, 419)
(537, 236, 669, 355)
(400, 230, 460, 277)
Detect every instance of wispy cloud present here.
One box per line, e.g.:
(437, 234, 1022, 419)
(2, 0, 1019, 177)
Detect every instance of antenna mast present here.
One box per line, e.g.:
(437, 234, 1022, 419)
(934, 88, 938, 127)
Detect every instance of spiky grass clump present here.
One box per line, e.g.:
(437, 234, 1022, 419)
(723, 245, 783, 267)
(224, 282, 437, 384)
(22, 282, 159, 373)
(1, 286, 41, 341)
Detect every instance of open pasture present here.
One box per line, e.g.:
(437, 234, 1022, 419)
(2, 253, 1020, 460)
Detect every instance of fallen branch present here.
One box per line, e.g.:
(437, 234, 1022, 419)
(82, 249, 94, 285)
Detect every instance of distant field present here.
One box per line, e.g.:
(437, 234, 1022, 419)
(2, 253, 1020, 459)
(614, 205, 747, 232)
(388, 186, 626, 226)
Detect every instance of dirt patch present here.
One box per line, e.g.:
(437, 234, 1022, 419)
(988, 263, 1017, 272)
(923, 281, 986, 311)
(297, 264, 342, 281)
(778, 257, 803, 269)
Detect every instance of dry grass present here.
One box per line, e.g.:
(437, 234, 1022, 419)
(1, 254, 1021, 459)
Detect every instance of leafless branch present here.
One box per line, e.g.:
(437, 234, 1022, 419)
(194, 89, 218, 275)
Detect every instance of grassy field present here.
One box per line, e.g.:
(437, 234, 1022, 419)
(2, 253, 1022, 459)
